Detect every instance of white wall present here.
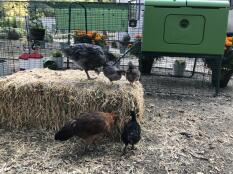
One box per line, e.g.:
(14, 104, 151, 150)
(227, 9, 233, 33)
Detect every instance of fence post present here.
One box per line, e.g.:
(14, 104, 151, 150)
(67, 2, 87, 69)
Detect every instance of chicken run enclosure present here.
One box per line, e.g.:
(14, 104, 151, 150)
(0, 0, 230, 96)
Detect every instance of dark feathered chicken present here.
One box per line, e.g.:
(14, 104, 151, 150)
(62, 43, 113, 80)
(103, 62, 125, 83)
(55, 112, 119, 148)
(119, 33, 131, 54)
(120, 33, 131, 47)
(126, 61, 140, 84)
(121, 111, 141, 154)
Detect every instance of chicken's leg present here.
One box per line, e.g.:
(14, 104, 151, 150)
(122, 144, 128, 155)
(131, 144, 136, 150)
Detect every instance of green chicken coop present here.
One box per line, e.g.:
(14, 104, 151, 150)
(142, 0, 230, 56)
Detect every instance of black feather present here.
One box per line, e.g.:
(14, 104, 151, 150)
(62, 43, 107, 79)
(121, 111, 141, 153)
(103, 63, 125, 82)
(55, 120, 77, 141)
(126, 61, 140, 84)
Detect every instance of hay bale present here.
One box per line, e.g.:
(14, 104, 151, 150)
(0, 69, 144, 131)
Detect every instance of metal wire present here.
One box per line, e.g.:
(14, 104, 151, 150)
(0, 1, 220, 96)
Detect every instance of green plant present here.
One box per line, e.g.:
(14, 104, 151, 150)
(44, 60, 58, 70)
(74, 30, 107, 47)
(16, 28, 26, 37)
(11, 17, 17, 28)
(29, 14, 44, 30)
(44, 33, 53, 43)
(29, 14, 45, 41)
(52, 50, 62, 58)
(0, 27, 7, 39)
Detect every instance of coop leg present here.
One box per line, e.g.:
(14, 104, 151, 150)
(214, 56, 222, 97)
(67, 56, 70, 69)
(188, 58, 198, 78)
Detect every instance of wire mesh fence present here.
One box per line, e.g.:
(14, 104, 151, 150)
(0, 0, 224, 96)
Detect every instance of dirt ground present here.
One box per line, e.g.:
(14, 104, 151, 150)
(0, 80, 233, 174)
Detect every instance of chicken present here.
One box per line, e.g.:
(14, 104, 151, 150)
(62, 43, 113, 80)
(119, 33, 131, 54)
(120, 33, 131, 47)
(126, 61, 140, 84)
(121, 111, 141, 154)
(55, 112, 119, 150)
(103, 62, 125, 83)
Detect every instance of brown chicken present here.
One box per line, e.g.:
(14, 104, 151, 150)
(55, 112, 119, 150)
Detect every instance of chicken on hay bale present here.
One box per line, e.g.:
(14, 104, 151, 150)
(0, 69, 144, 138)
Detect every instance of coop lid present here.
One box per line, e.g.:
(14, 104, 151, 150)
(145, 0, 229, 7)
(187, 0, 229, 8)
(145, 0, 186, 6)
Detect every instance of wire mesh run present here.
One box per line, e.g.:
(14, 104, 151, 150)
(0, 1, 224, 96)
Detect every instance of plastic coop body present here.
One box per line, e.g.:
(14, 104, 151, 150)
(142, 0, 230, 56)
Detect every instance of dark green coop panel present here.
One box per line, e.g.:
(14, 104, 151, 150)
(142, 0, 230, 56)
(54, 3, 129, 32)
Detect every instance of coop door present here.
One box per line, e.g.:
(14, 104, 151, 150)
(164, 14, 205, 45)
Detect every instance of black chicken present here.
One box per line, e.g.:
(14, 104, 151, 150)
(121, 111, 141, 154)
(126, 61, 141, 84)
(103, 62, 125, 83)
(62, 43, 114, 80)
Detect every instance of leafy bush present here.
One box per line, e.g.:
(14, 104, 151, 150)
(52, 50, 62, 57)
(74, 30, 107, 47)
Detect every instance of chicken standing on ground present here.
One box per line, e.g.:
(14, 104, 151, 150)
(121, 111, 141, 154)
(55, 112, 119, 151)
(62, 43, 114, 80)
(126, 61, 140, 84)
(103, 62, 126, 84)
